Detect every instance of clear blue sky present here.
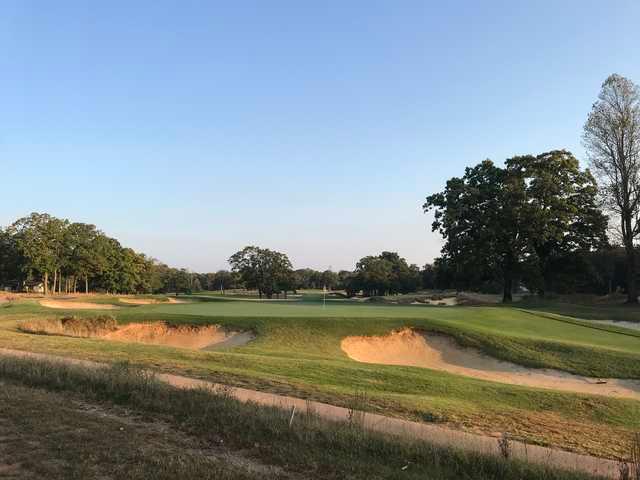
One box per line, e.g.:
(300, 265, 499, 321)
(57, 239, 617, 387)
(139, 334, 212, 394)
(2, 1, 639, 272)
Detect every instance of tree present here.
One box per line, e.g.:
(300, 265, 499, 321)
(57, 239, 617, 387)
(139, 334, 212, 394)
(211, 270, 237, 293)
(421, 264, 435, 290)
(506, 150, 608, 296)
(64, 222, 101, 293)
(424, 160, 528, 302)
(583, 74, 640, 303)
(351, 252, 420, 296)
(8, 213, 68, 295)
(0, 228, 20, 289)
(355, 256, 392, 296)
(321, 270, 338, 290)
(228, 246, 293, 298)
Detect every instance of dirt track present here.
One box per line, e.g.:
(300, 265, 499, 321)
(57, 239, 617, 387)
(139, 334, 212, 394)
(0, 347, 624, 478)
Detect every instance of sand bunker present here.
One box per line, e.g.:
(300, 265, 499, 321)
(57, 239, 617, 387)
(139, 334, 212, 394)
(20, 316, 253, 351)
(40, 300, 119, 310)
(118, 297, 186, 305)
(411, 297, 458, 306)
(341, 329, 640, 400)
(103, 322, 254, 350)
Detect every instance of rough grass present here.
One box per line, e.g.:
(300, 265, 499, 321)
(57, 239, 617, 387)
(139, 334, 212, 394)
(0, 355, 602, 480)
(0, 382, 268, 480)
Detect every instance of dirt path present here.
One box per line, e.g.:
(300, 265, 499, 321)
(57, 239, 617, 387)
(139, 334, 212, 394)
(342, 328, 640, 401)
(586, 320, 640, 332)
(0, 347, 623, 478)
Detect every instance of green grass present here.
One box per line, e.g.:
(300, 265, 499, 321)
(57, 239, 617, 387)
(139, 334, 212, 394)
(0, 355, 603, 480)
(1, 293, 639, 458)
(519, 297, 640, 323)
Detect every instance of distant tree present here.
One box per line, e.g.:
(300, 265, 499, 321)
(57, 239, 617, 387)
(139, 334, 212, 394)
(355, 256, 392, 296)
(336, 270, 358, 297)
(8, 213, 68, 295)
(583, 74, 640, 303)
(421, 264, 435, 290)
(351, 252, 420, 296)
(64, 222, 101, 293)
(321, 270, 338, 290)
(0, 228, 20, 289)
(191, 274, 202, 292)
(228, 246, 293, 299)
(212, 270, 237, 293)
(171, 268, 192, 295)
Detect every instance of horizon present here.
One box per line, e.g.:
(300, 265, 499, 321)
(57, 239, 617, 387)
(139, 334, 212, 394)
(3, 1, 640, 271)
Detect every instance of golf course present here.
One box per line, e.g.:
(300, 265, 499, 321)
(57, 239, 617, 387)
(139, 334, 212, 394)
(2, 291, 639, 472)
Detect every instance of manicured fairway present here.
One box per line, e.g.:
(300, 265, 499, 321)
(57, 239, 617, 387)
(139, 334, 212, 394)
(1, 294, 639, 459)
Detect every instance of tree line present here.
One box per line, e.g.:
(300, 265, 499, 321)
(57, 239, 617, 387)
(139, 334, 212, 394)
(425, 74, 640, 303)
(0, 213, 429, 298)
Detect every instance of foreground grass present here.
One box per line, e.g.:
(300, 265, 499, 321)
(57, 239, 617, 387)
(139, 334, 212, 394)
(0, 355, 603, 480)
(1, 297, 639, 458)
(0, 382, 263, 480)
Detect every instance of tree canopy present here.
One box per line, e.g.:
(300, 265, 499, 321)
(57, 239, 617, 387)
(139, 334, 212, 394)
(425, 151, 607, 302)
(228, 246, 294, 298)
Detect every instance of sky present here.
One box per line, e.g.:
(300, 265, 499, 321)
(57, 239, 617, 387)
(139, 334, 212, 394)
(1, 1, 640, 272)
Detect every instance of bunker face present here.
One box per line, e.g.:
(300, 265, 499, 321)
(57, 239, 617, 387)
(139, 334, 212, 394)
(103, 323, 254, 350)
(411, 297, 458, 306)
(40, 300, 119, 310)
(341, 329, 640, 400)
(118, 297, 187, 305)
(20, 317, 254, 351)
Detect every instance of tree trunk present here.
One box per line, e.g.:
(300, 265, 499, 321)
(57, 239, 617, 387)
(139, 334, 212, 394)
(43, 271, 49, 296)
(502, 269, 513, 303)
(52, 270, 57, 295)
(85, 276, 89, 294)
(625, 243, 638, 304)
